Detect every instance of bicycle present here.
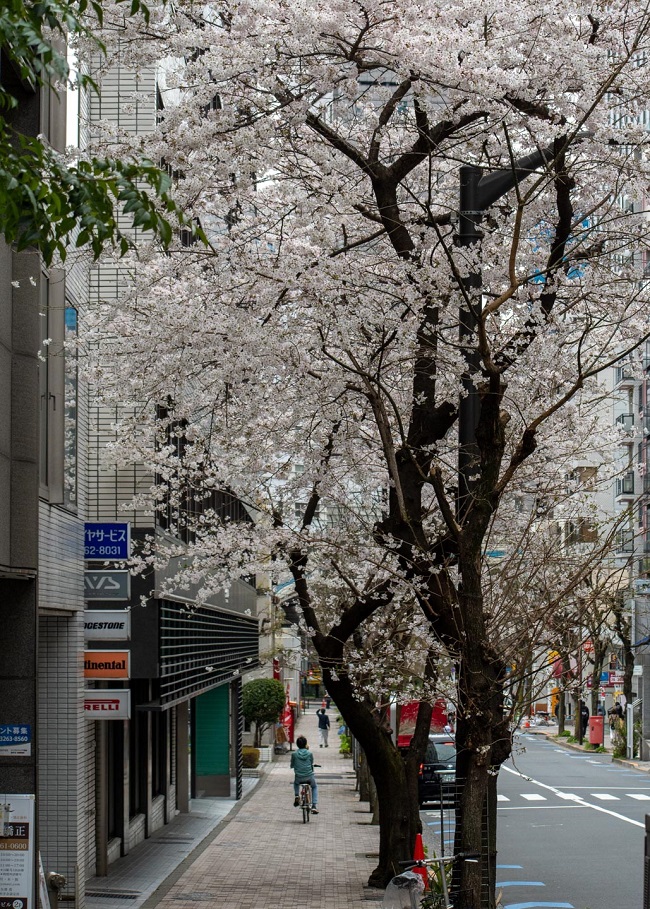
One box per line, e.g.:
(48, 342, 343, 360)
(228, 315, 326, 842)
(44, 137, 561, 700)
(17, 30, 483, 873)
(297, 763, 321, 823)
(298, 780, 313, 823)
(398, 851, 480, 909)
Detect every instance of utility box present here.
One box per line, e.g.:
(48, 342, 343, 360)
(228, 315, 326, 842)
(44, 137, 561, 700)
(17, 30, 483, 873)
(589, 715, 604, 745)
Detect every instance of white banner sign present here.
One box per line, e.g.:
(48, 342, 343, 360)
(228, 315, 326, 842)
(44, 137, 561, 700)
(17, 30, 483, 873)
(0, 793, 35, 909)
(83, 690, 131, 720)
(84, 610, 131, 641)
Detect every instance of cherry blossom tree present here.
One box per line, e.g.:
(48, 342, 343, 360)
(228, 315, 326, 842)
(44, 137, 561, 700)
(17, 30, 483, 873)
(83, 2, 650, 903)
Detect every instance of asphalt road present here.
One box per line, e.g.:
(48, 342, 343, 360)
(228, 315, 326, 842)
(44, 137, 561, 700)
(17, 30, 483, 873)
(421, 731, 647, 909)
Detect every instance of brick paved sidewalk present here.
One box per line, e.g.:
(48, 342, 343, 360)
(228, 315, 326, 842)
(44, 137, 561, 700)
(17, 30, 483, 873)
(143, 714, 382, 909)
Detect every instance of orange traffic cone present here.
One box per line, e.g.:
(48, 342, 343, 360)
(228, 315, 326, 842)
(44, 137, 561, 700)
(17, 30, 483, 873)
(412, 832, 428, 890)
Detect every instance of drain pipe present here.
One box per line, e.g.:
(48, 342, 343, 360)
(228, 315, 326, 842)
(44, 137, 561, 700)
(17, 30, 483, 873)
(95, 721, 108, 877)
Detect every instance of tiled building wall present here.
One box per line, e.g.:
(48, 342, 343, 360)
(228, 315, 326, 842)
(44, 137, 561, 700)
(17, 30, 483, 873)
(38, 613, 87, 896)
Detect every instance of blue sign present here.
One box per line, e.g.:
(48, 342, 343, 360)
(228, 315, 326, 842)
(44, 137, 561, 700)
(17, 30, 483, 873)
(84, 523, 130, 560)
(0, 724, 32, 755)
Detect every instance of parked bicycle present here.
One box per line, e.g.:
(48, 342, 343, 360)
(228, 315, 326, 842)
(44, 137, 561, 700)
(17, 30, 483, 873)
(385, 851, 479, 909)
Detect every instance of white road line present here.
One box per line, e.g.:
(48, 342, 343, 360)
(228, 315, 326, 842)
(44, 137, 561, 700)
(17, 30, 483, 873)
(591, 793, 619, 801)
(498, 804, 585, 811)
(501, 764, 644, 828)
(497, 794, 510, 802)
(521, 794, 546, 801)
(627, 794, 650, 801)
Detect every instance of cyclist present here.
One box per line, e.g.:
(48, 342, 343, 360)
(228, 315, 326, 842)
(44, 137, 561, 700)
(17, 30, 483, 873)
(291, 735, 319, 814)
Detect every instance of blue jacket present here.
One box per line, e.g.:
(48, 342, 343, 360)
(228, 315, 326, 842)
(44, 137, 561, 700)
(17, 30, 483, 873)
(290, 747, 315, 781)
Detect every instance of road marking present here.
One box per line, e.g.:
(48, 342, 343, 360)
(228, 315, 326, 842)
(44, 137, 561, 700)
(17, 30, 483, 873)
(627, 794, 650, 800)
(591, 793, 619, 801)
(498, 882, 544, 887)
(501, 765, 644, 828)
(498, 794, 510, 802)
(498, 805, 584, 811)
(503, 904, 573, 909)
(497, 865, 523, 869)
(521, 794, 546, 801)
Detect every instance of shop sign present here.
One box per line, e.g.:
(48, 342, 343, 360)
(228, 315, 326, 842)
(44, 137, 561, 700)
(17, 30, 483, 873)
(609, 671, 624, 686)
(83, 650, 130, 680)
(0, 793, 35, 909)
(83, 690, 131, 720)
(84, 611, 131, 641)
(84, 571, 130, 601)
(0, 725, 31, 757)
(84, 523, 130, 560)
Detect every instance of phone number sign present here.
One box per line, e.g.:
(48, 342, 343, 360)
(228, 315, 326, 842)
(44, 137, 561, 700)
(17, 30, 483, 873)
(84, 523, 130, 560)
(0, 726, 31, 757)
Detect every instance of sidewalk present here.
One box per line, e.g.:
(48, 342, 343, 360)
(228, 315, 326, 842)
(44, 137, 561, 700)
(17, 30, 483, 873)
(88, 713, 382, 909)
(525, 721, 650, 772)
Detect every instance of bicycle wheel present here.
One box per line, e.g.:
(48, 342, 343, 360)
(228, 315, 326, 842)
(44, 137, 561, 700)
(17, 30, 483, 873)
(301, 784, 311, 823)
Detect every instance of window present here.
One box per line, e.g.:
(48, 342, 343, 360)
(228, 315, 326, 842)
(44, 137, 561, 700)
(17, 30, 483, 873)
(39, 270, 76, 509)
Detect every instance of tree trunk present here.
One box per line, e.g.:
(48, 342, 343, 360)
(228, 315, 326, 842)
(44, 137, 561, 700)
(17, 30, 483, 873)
(321, 674, 429, 888)
(452, 645, 511, 908)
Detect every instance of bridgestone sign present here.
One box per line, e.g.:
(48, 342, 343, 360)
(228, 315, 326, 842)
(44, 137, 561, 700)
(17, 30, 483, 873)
(84, 610, 131, 641)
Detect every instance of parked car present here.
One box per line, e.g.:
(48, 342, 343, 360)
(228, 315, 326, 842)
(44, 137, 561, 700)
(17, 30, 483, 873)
(418, 734, 456, 808)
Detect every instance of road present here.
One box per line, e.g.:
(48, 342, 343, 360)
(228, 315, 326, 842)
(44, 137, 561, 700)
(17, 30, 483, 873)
(421, 731, 647, 909)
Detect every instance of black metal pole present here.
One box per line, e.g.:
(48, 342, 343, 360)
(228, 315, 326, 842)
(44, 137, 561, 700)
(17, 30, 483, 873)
(457, 165, 483, 521)
(456, 148, 553, 519)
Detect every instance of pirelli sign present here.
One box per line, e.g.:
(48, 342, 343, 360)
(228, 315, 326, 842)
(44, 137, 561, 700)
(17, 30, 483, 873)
(84, 650, 130, 680)
(84, 690, 131, 720)
(84, 610, 131, 641)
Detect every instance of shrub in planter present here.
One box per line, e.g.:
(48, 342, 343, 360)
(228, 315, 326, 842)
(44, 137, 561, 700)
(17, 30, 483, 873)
(242, 746, 260, 768)
(242, 678, 286, 747)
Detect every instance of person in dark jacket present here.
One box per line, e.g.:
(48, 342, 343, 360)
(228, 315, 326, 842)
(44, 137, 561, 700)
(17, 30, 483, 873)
(317, 707, 330, 748)
(580, 701, 590, 738)
(608, 700, 624, 731)
(290, 736, 318, 812)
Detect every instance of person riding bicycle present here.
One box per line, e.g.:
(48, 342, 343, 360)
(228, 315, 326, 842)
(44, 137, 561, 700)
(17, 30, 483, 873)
(291, 735, 319, 814)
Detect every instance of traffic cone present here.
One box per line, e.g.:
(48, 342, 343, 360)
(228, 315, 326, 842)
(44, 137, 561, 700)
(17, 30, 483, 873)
(412, 832, 428, 890)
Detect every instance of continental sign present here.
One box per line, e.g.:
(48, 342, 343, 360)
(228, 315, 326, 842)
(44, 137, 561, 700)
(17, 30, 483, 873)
(83, 650, 130, 680)
(83, 690, 131, 720)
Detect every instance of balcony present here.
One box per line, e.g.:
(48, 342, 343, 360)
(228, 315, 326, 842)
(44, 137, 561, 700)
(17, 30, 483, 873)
(616, 471, 635, 497)
(616, 413, 635, 432)
(616, 529, 635, 552)
(616, 365, 636, 387)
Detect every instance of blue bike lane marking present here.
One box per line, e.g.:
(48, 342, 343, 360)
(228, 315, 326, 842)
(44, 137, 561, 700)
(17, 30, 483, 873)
(503, 903, 573, 909)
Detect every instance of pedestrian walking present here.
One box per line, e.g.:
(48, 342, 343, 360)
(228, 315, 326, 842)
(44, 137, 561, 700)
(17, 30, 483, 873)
(317, 707, 330, 747)
(579, 701, 589, 738)
(608, 700, 624, 732)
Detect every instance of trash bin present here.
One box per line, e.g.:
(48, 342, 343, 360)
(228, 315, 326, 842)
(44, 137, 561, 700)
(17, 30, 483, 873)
(589, 715, 604, 745)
